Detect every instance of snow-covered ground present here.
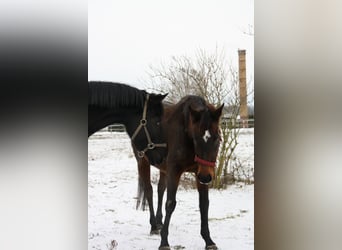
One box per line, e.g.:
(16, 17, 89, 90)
(88, 129, 254, 250)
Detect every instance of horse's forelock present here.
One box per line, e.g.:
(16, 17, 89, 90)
(189, 103, 221, 132)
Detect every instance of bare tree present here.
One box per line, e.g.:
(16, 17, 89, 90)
(148, 47, 229, 106)
(241, 24, 254, 36)
(212, 65, 241, 189)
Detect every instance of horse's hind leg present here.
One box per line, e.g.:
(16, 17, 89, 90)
(137, 158, 158, 234)
(197, 180, 217, 250)
(156, 170, 166, 229)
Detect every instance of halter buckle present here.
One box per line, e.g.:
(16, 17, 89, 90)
(137, 151, 145, 158)
(147, 143, 155, 149)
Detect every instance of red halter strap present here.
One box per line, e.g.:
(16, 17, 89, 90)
(194, 155, 216, 168)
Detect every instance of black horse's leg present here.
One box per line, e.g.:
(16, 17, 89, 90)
(159, 170, 181, 250)
(138, 158, 158, 234)
(156, 170, 166, 229)
(197, 180, 217, 250)
(146, 180, 158, 234)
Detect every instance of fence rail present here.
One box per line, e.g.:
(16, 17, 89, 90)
(221, 118, 254, 128)
(104, 118, 254, 133)
(107, 124, 126, 132)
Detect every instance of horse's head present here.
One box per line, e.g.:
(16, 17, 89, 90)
(187, 100, 224, 185)
(127, 93, 168, 165)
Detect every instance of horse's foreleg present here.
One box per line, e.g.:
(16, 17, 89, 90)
(156, 170, 166, 229)
(145, 179, 159, 235)
(197, 181, 217, 250)
(159, 171, 181, 250)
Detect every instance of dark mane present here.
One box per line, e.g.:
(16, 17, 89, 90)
(88, 81, 146, 109)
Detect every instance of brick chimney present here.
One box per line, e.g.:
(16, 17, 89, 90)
(238, 49, 248, 128)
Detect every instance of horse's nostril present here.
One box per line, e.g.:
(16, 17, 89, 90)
(198, 174, 212, 184)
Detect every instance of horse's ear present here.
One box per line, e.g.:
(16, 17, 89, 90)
(212, 104, 224, 121)
(150, 93, 168, 103)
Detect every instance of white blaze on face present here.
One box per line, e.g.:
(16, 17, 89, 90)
(202, 129, 211, 143)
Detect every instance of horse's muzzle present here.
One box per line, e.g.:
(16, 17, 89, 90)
(197, 173, 212, 185)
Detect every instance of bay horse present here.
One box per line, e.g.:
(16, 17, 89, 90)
(88, 81, 168, 165)
(134, 95, 224, 250)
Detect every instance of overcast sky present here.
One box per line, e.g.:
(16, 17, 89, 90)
(88, 0, 254, 91)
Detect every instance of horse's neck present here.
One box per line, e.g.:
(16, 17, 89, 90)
(88, 106, 140, 136)
(163, 105, 192, 143)
(163, 102, 186, 121)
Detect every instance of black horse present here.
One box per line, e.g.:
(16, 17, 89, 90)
(88, 81, 168, 165)
(134, 95, 224, 249)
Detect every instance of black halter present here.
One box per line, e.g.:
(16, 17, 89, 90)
(131, 94, 167, 158)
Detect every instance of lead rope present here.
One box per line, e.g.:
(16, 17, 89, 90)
(131, 94, 167, 158)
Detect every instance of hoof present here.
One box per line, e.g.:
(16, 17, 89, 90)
(206, 245, 218, 250)
(159, 246, 171, 250)
(150, 229, 160, 235)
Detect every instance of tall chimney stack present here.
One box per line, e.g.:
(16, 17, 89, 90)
(238, 49, 248, 128)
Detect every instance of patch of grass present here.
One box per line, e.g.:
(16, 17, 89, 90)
(209, 214, 237, 221)
(173, 245, 186, 249)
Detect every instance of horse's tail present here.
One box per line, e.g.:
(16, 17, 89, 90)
(136, 175, 148, 211)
